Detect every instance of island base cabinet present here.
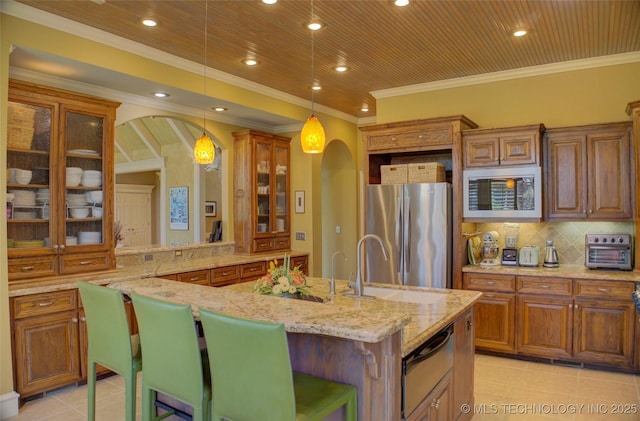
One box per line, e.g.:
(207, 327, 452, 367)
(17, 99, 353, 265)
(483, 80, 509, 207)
(405, 371, 452, 421)
(13, 312, 81, 399)
(453, 310, 474, 421)
(573, 300, 635, 368)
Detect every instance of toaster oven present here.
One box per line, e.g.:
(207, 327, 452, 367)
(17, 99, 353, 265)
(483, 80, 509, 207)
(585, 234, 633, 270)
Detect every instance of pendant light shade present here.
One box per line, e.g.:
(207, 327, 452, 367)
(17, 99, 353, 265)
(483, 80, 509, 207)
(301, 0, 325, 154)
(300, 115, 325, 154)
(194, 132, 215, 164)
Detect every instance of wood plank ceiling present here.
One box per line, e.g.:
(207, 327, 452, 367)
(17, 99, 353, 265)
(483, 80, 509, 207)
(15, 0, 640, 118)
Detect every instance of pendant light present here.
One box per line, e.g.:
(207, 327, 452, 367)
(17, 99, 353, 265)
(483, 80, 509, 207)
(194, 0, 215, 164)
(300, 0, 325, 154)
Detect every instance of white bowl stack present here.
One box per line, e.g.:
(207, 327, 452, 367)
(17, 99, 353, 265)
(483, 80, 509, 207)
(78, 231, 101, 244)
(70, 208, 89, 218)
(66, 236, 78, 245)
(85, 190, 103, 204)
(92, 207, 103, 218)
(67, 193, 87, 207)
(81, 170, 102, 187)
(10, 190, 36, 206)
(15, 169, 32, 185)
(66, 167, 83, 187)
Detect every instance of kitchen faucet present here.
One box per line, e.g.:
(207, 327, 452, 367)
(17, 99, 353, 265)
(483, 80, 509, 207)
(329, 251, 347, 295)
(349, 234, 389, 298)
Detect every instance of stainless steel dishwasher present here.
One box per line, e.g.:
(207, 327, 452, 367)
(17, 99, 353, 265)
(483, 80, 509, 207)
(401, 324, 454, 419)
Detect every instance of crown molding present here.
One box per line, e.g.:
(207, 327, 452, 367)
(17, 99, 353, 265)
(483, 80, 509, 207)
(371, 51, 640, 99)
(2, 0, 357, 124)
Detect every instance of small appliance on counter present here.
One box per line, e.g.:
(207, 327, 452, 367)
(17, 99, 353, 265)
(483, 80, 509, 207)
(479, 231, 500, 267)
(543, 240, 560, 268)
(518, 246, 540, 267)
(501, 223, 519, 266)
(585, 233, 633, 270)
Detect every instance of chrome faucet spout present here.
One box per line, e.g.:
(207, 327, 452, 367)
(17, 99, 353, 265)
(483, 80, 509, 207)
(351, 234, 388, 297)
(330, 251, 347, 295)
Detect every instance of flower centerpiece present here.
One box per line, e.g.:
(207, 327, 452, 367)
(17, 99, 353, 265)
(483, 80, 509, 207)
(254, 254, 311, 297)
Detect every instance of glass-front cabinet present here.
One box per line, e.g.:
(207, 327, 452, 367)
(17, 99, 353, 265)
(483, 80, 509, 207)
(233, 129, 290, 254)
(7, 80, 119, 281)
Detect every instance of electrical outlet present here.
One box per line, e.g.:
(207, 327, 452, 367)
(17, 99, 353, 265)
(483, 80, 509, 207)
(143, 254, 153, 262)
(175, 250, 182, 257)
(295, 231, 306, 241)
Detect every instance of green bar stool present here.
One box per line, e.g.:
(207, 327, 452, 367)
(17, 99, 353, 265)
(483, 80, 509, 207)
(199, 308, 357, 421)
(131, 293, 211, 421)
(77, 281, 142, 421)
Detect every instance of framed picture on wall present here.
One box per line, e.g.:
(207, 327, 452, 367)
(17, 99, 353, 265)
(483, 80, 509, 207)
(205, 201, 217, 217)
(295, 190, 305, 213)
(169, 186, 189, 230)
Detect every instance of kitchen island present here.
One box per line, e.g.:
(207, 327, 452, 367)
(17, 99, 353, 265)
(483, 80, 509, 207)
(110, 277, 481, 421)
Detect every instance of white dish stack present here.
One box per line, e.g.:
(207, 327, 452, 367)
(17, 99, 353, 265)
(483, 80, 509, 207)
(10, 190, 35, 206)
(67, 167, 82, 186)
(78, 231, 101, 244)
(81, 170, 102, 187)
(36, 188, 50, 204)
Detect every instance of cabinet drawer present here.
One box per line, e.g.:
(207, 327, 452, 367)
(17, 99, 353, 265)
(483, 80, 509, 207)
(12, 290, 78, 319)
(575, 280, 633, 300)
(517, 276, 572, 296)
(273, 236, 291, 250)
(463, 273, 515, 292)
(368, 127, 452, 152)
(177, 270, 210, 285)
(240, 261, 267, 280)
(252, 238, 274, 252)
(8, 256, 57, 280)
(291, 256, 309, 275)
(211, 265, 240, 286)
(60, 252, 111, 275)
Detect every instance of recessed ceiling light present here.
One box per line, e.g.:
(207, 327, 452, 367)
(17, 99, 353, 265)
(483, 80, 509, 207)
(153, 92, 169, 98)
(142, 19, 157, 27)
(242, 58, 258, 66)
(334, 66, 348, 73)
(361, 103, 369, 112)
(262, 0, 277, 4)
(213, 106, 228, 112)
(307, 19, 323, 31)
(394, 0, 409, 6)
(513, 29, 527, 37)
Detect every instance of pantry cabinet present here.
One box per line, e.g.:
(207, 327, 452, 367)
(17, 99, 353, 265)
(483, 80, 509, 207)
(462, 124, 544, 168)
(544, 121, 633, 220)
(7, 80, 119, 281)
(232, 129, 291, 254)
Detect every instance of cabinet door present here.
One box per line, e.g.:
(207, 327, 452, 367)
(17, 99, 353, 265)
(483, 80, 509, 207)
(453, 310, 474, 421)
(587, 129, 632, 219)
(500, 134, 537, 166)
(517, 295, 572, 359)
(473, 292, 516, 353)
(545, 133, 588, 219)
(13, 312, 81, 397)
(573, 299, 635, 368)
(254, 138, 273, 237)
(79, 309, 110, 378)
(405, 372, 452, 421)
(273, 140, 289, 240)
(463, 137, 499, 168)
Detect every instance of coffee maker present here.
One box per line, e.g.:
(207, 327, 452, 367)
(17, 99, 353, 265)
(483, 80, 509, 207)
(479, 231, 500, 267)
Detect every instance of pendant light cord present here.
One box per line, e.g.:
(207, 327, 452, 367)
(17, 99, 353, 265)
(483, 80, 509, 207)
(203, 0, 208, 131)
(310, 0, 315, 115)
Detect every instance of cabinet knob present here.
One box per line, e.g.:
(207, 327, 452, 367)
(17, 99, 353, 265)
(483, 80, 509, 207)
(72, 317, 79, 323)
(53, 245, 59, 250)
(60, 245, 66, 250)
(80, 316, 86, 322)
(431, 399, 440, 409)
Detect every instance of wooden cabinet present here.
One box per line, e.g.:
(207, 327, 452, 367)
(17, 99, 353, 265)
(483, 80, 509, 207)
(11, 290, 81, 399)
(240, 261, 267, 282)
(176, 269, 210, 286)
(462, 273, 516, 353)
(453, 309, 474, 421)
(406, 371, 452, 421)
(462, 124, 543, 168)
(211, 265, 241, 287)
(544, 121, 633, 220)
(233, 129, 291, 254)
(7, 80, 119, 281)
(516, 276, 635, 369)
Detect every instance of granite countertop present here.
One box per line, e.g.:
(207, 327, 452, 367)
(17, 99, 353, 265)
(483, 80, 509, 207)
(109, 277, 481, 357)
(463, 264, 640, 283)
(7, 250, 308, 297)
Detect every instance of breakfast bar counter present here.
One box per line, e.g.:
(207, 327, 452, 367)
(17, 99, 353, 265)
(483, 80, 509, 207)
(109, 277, 481, 421)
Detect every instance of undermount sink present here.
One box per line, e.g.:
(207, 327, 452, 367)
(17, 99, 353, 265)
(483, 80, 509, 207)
(361, 286, 447, 305)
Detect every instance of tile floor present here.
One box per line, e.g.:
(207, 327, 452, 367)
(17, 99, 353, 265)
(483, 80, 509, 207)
(5, 354, 640, 421)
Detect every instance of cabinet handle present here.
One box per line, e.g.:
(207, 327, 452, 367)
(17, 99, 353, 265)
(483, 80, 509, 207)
(431, 399, 440, 409)
(597, 287, 611, 292)
(189, 277, 198, 281)
(72, 317, 79, 323)
(484, 293, 495, 298)
(38, 301, 54, 307)
(222, 271, 231, 276)
(21, 266, 35, 271)
(248, 268, 257, 272)
(486, 281, 496, 285)
(390, 137, 397, 141)
(80, 261, 91, 265)
(540, 284, 550, 288)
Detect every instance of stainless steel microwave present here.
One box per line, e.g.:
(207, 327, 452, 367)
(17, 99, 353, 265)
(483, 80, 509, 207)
(463, 166, 542, 220)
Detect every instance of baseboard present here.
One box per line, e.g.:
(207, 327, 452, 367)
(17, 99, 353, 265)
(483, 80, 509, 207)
(0, 391, 20, 420)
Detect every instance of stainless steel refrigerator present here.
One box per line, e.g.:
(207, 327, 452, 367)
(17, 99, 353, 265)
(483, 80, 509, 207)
(365, 183, 451, 288)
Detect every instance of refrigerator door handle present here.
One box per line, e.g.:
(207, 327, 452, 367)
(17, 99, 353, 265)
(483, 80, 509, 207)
(403, 193, 410, 278)
(396, 195, 402, 275)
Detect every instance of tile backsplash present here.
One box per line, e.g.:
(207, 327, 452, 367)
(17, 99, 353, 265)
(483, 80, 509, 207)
(473, 221, 634, 266)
